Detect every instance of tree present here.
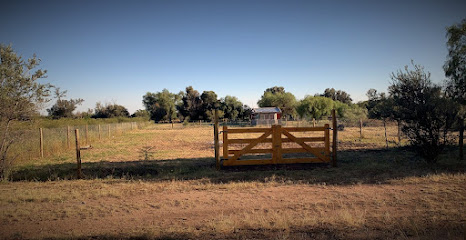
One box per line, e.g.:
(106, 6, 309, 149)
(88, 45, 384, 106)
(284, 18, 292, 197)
(93, 103, 130, 118)
(143, 89, 177, 122)
(444, 19, 466, 160)
(296, 96, 334, 120)
(389, 62, 458, 163)
(47, 88, 84, 119)
(221, 96, 244, 120)
(257, 86, 297, 119)
(179, 86, 203, 120)
(320, 88, 353, 104)
(200, 91, 218, 120)
(0, 44, 53, 180)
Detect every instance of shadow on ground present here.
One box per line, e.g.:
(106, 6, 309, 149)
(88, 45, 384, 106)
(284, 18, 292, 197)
(10, 146, 466, 185)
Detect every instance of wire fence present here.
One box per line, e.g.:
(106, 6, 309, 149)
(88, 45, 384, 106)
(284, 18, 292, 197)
(7, 121, 151, 162)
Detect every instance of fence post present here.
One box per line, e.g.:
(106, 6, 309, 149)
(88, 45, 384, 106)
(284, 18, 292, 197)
(39, 128, 44, 158)
(272, 125, 282, 164)
(98, 124, 101, 140)
(75, 129, 82, 179)
(223, 125, 228, 162)
(359, 119, 363, 139)
(214, 110, 220, 170)
(324, 124, 330, 161)
(67, 126, 71, 149)
(313, 118, 316, 127)
(108, 125, 111, 138)
(332, 109, 337, 167)
(85, 125, 89, 145)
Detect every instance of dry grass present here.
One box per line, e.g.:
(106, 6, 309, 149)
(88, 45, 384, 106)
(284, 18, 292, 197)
(1, 123, 465, 239)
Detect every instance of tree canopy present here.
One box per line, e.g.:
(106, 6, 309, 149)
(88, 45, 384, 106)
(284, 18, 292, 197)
(257, 86, 297, 119)
(143, 89, 178, 122)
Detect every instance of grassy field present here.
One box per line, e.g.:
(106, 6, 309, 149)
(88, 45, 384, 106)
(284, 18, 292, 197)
(1, 123, 465, 239)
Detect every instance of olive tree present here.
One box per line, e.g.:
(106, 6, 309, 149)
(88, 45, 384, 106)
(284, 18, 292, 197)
(0, 44, 52, 180)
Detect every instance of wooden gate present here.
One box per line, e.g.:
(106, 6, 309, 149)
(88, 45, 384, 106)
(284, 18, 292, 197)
(221, 124, 335, 166)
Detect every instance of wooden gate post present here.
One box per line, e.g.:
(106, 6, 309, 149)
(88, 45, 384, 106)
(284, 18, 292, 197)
(75, 129, 82, 179)
(214, 110, 220, 170)
(332, 109, 338, 167)
(223, 125, 228, 161)
(272, 125, 282, 164)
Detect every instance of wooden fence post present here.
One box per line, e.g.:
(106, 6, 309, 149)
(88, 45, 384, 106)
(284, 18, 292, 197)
(332, 109, 337, 167)
(67, 126, 71, 149)
(313, 118, 316, 127)
(98, 124, 101, 140)
(108, 125, 111, 138)
(75, 129, 82, 179)
(85, 125, 89, 145)
(39, 128, 44, 158)
(214, 110, 220, 170)
(359, 119, 363, 139)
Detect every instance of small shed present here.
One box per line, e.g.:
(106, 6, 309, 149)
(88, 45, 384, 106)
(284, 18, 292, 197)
(252, 107, 282, 125)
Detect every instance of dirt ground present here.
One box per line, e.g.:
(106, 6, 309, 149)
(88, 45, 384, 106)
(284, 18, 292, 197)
(1, 125, 465, 239)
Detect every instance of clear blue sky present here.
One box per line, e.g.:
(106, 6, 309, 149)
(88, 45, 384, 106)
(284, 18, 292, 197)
(1, 0, 465, 114)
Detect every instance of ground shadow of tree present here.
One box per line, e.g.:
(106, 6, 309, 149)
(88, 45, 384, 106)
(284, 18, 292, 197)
(10, 146, 465, 184)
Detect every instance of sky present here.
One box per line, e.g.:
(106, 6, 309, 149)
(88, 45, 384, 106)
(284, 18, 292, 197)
(1, 0, 465, 114)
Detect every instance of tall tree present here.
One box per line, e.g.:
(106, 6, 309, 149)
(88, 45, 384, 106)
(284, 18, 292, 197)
(143, 89, 177, 122)
(47, 88, 84, 119)
(444, 19, 466, 160)
(0, 44, 53, 180)
(320, 88, 353, 104)
(221, 96, 244, 120)
(179, 86, 203, 120)
(257, 86, 297, 119)
(200, 90, 218, 120)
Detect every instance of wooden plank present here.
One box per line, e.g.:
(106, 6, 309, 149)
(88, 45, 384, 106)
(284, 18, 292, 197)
(272, 125, 282, 164)
(224, 129, 272, 164)
(223, 159, 274, 166)
(226, 128, 271, 133)
(281, 129, 327, 160)
(228, 137, 324, 144)
(223, 158, 327, 166)
(223, 125, 228, 161)
(280, 157, 329, 164)
(228, 148, 273, 154)
(282, 147, 325, 154)
(282, 127, 326, 132)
